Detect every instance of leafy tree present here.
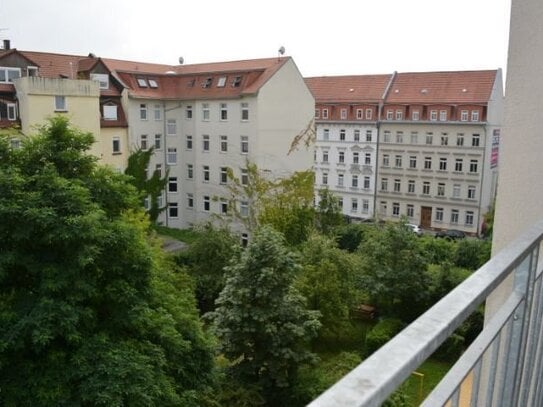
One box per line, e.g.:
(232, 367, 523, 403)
(315, 188, 344, 235)
(453, 239, 491, 270)
(209, 226, 321, 405)
(335, 223, 372, 252)
(358, 220, 430, 321)
(0, 117, 214, 405)
(418, 235, 455, 265)
(176, 223, 239, 314)
(125, 146, 168, 222)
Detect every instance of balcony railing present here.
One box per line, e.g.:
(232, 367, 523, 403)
(309, 220, 543, 406)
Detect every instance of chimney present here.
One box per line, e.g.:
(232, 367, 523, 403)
(3, 40, 10, 50)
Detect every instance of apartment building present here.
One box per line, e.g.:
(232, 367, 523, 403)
(306, 75, 392, 220)
(307, 70, 503, 235)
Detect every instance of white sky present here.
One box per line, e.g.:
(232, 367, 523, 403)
(3, 0, 511, 77)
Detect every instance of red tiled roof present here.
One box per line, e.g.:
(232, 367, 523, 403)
(386, 70, 498, 104)
(305, 75, 393, 103)
(19, 51, 83, 79)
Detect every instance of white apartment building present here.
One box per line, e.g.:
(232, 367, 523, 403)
(305, 75, 393, 220)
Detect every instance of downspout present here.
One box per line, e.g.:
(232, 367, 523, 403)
(163, 100, 169, 227)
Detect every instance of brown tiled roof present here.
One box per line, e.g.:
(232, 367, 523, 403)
(101, 58, 176, 75)
(19, 51, 83, 79)
(386, 70, 498, 104)
(304, 75, 393, 103)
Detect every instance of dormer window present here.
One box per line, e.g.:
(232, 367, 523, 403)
(203, 77, 212, 88)
(148, 79, 158, 88)
(27, 66, 39, 77)
(90, 73, 109, 89)
(103, 104, 118, 120)
(217, 76, 227, 87)
(137, 78, 148, 87)
(0, 67, 21, 83)
(232, 76, 242, 87)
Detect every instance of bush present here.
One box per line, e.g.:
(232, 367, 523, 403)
(454, 239, 491, 270)
(335, 223, 370, 252)
(365, 318, 404, 356)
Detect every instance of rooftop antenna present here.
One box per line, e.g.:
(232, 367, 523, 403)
(278, 46, 285, 61)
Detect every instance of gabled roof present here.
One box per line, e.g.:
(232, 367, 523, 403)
(386, 70, 498, 104)
(0, 49, 41, 68)
(18, 51, 83, 79)
(304, 75, 393, 103)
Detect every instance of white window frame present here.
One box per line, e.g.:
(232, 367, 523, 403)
(166, 118, 176, 135)
(140, 104, 148, 120)
(168, 177, 178, 193)
(103, 104, 117, 120)
(55, 95, 67, 112)
(167, 147, 177, 165)
(7, 103, 16, 120)
(241, 135, 249, 154)
(112, 137, 121, 154)
(168, 202, 178, 218)
(90, 73, 109, 89)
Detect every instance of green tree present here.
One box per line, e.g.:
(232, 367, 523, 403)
(125, 146, 168, 222)
(209, 226, 321, 405)
(315, 188, 344, 235)
(358, 220, 430, 321)
(453, 239, 491, 271)
(335, 223, 372, 252)
(0, 117, 214, 405)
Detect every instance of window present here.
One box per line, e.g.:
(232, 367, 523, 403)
(364, 176, 370, 189)
(220, 135, 228, 152)
(354, 130, 360, 141)
(436, 208, 444, 222)
(148, 79, 158, 88)
(392, 202, 400, 216)
(27, 66, 38, 77)
(322, 172, 328, 185)
(340, 108, 347, 120)
(203, 165, 210, 182)
(470, 159, 478, 173)
(202, 103, 210, 121)
(315, 109, 320, 119)
(365, 153, 371, 165)
(457, 134, 464, 146)
(154, 134, 162, 150)
(339, 129, 346, 141)
(395, 110, 403, 120)
(202, 135, 210, 151)
(466, 211, 474, 226)
(322, 108, 329, 119)
(338, 151, 345, 163)
(353, 152, 359, 164)
(362, 199, 369, 213)
(155, 163, 163, 177)
(322, 150, 328, 163)
(338, 173, 344, 187)
(439, 110, 447, 121)
(380, 201, 387, 215)
(410, 132, 418, 144)
(453, 184, 461, 198)
(99, 104, 117, 121)
(220, 167, 228, 184)
(460, 110, 469, 121)
(451, 209, 459, 224)
(187, 164, 193, 179)
(90, 73, 109, 89)
(241, 136, 249, 154)
(366, 130, 373, 142)
(381, 178, 388, 191)
(241, 168, 249, 185)
(143, 197, 150, 210)
(455, 158, 463, 172)
(220, 198, 228, 214)
(441, 134, 448, 145)
(472, 134, 480, 147)
(240, 201, 249, 217)
(407, 204, 414, 218)
(422, 182, 430, 195)
(412, 110, 420, 121)
(241, 103, 249, 121)
(395, 132, 403, 143)
(112, 137, 121, 154)
(426, 133, 433, 145)
(241, 233, 249, 247)
(55, 96, 67, 111)
(187, 193, 194, 208)
(395, 155, 402, 168)
(186, 135, 193, 150)
(203, 196, 210, 212)
(351, 198, 358, 212)
(394, 179, 401, 192)
(7, 103, 16, 120)
(386, 110, 394, 120)
(217, 76, 227, 87)
(168, 177, 178, 193)
(408, 180, 415, 193)
(139, 104, 147, 120)
(409, 156, 417, 169)
(167, 119, 177, 135)
(468, 185, 476, 199)
(365, 108, 373, 120)
(169, 202, 178, 218)
(0, 67, 21, 83)
(439, 157, 447, 171)
(140, 134, 148, 150)
(137, 78, 148, 87)
(167, 147, 177, 165)
(323, 129, 329, 140)
(220, 103, 228, 120)
(437, 183, 445, 196)
(351, 175, 358, 188)
(424, 157, 432, 170)
(185, 105, 193, 119)
(471, 110, 480, 122)
(356, 109, 363, 119)
(384, 131, 391, 143)
(430, 110, 438, 121)
(232, 76, 242, 87)
(383, 154, 390, 167)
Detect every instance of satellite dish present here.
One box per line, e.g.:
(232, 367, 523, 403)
(278, 46, 285, 55)
(178, 56, 184, 64)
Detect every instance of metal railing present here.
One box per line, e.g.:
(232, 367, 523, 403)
(309, 220, 543, 406)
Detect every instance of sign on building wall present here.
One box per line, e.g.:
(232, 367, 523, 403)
(491, 129, 500, 168)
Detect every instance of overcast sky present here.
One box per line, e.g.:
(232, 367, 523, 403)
(3, 0, 511, 77)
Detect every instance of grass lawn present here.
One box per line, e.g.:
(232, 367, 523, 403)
(153, 225, 201, 244)
(402, 359, 453, 405)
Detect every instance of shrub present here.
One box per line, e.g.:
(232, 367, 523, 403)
(365, 318, 404, 356)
